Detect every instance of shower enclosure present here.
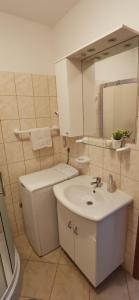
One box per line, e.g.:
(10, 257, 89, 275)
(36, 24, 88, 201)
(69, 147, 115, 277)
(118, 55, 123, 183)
(0, 173, 21, 300)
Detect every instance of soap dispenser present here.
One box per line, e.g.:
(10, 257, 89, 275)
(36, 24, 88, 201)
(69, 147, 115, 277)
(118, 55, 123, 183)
(107, 174, 115, 193)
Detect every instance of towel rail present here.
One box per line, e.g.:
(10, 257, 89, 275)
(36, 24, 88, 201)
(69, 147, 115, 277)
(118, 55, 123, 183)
(14, 126, 59, 135)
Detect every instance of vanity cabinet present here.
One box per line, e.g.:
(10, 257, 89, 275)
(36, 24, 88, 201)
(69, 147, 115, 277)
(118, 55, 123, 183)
(58, 203, 96, 284)
(55, 58, 83, 137)
(57, 202, 74, 259)
(57, 202, 127, 287)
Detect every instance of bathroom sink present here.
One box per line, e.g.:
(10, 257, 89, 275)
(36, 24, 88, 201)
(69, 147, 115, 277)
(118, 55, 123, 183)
(53, 175, 133, 221)
(64, 184, 104, 207)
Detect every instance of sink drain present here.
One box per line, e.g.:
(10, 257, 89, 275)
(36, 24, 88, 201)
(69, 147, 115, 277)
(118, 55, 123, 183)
(86, 201, 93, 205)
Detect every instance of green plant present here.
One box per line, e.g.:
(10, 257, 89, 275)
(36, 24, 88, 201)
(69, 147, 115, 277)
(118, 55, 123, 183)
(112, 130, 123, 140)
(121, 129, 132, 138)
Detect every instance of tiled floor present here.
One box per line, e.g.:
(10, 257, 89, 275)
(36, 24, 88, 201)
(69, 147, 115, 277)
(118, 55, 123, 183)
(15, 234, 139, 300)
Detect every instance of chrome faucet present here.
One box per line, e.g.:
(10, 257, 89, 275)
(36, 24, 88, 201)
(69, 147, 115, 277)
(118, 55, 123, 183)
(90, 177, 102, 192)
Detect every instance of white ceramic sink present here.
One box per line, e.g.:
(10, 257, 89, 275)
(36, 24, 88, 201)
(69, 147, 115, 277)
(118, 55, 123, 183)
(64, 184, 104, 207)
(53, 175, 132, 221)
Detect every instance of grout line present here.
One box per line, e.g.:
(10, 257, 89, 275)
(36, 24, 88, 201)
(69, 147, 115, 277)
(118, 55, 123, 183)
(48, 248, 62, 300)
(124, 271, 132, 300)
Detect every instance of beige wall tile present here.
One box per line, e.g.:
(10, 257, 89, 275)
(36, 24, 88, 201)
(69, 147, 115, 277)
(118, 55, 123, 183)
(51, 116, 59, 127)
(40, 146, 53, 157)
(0, 123, 3, 143)
(40, 155, 54, 170)
(53, 136, 61, 154)
(54, 154, 61, 165)
(20, 118, 36, 130)
(50, 97, 58, 117)
(125, 230, 136, 256)
(11, 183, 20, 203)
(89, 163, 103, 178)
(13, 202, 24, 235)
(4, 185, 12, 206)
(60, 153, 67, 164)
(1, 119, 20, 142)
(123, 251, 134, 274)
(121, 149, 139, 181)
(36, 117, 51, 128)
(0, 72, 15, 95)
(103, 149, 121, 174)
(6, 203, 18, 236)
(20, 118, 36, 139)
(0, 165, 10, 185)
(8, 161, 25, 183)
(0, 144, 6, 165)
(34, 97, 50, 118)
(121, 176, 139, 210)
(25, 158, 40, 174)
(14, 234, 34, 260)
(0, 96, 18, 120)
(48, 76, 57, 96)
(5, 141, 24, 163)
(14, 73, 33, 96)
(23, 140, 39, 160)
(32, 74, 49, 96)
(17, 96, 35, 118)
(127, 207, 139, 233)
(88, 145, 103, 167)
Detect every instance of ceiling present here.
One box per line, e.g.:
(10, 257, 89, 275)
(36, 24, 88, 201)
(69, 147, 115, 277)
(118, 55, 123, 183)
(0, 0, 79, 26)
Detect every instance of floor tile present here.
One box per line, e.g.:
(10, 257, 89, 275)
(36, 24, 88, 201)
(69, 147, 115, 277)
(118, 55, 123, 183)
(59, 249, 73, 265)
(15, 234, 34, 260)
(30, 247, 61, 264)
(50, 261, 90, 300)
(21, 261, 57, 299)
(90, 268, 129, 300)
(126, 272, 139, 300)
(21, 259, 28, 273)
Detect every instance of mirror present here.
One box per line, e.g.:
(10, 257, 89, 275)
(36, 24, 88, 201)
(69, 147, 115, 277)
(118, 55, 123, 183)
(82, 37, 139, 143)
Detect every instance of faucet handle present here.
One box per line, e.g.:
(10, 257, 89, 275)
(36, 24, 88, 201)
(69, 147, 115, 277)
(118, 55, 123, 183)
(90, 176, 102, 187)
(92, 176, 101, 182)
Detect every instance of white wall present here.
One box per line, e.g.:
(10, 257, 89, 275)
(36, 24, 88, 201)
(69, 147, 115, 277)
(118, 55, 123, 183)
(0, 12, 54, 74)
(54, 0, 139, 60)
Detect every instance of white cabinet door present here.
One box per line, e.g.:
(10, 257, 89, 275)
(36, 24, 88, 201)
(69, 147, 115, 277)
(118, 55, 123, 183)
(57, 203, 74, 260)
(55, 59, 70, 136)
(55, 58, 83, 137)
(74, 214, 96, 284)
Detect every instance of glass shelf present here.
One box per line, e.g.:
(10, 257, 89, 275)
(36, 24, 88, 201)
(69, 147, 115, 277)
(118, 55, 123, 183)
(76, 138, 130, 152)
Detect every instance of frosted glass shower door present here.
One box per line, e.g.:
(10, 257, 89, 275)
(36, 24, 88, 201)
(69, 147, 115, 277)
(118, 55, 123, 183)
(0, 255, 7, 299)
(0, 215, 13, 285)
(0, 172, 15, 298)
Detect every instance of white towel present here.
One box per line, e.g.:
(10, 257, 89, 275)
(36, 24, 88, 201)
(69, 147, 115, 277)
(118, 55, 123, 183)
(30, 127, 52, 150)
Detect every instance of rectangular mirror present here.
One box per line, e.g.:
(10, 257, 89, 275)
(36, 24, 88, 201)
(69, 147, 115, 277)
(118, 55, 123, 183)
(82, 37, 139, 143)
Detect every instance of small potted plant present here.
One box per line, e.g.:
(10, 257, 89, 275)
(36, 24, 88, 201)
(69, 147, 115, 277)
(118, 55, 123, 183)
(112, 130, 123, 149)
(121, 129, 132, 144)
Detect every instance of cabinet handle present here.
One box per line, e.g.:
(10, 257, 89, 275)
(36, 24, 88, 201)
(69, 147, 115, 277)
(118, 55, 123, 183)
(68, 221, 72, 229)
(73, 226, 78, 235)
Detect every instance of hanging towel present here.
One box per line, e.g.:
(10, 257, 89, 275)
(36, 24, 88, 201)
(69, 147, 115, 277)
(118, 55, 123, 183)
(30, 127, 52, 150)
